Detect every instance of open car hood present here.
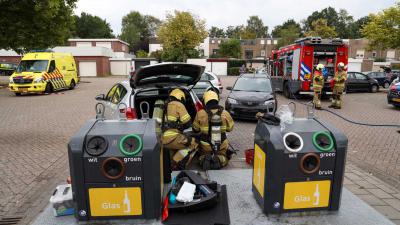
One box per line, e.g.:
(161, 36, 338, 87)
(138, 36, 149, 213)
(130, 62, 205, 88)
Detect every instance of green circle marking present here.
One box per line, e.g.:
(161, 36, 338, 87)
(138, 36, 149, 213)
(119, 134, 143, 156)
(312, 131, 334, 152)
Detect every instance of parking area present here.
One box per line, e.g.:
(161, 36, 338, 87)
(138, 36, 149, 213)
(0, 76, 400, 224)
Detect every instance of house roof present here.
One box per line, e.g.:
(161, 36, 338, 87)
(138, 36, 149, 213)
(68, 38, 129, 46)
(52, 46, 115, 57)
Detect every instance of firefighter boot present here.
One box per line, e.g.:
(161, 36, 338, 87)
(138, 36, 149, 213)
(313, 92, 322, 110)
(329, 94, 337, 108)
(335, 93, 342, 109)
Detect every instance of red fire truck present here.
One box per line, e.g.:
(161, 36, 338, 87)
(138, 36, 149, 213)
(269, 37, 348, 98)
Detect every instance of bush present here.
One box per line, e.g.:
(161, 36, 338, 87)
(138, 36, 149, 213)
(228, 67, 241, 76)
(228, 59, 246, 68)
(374, 57, 386, 62)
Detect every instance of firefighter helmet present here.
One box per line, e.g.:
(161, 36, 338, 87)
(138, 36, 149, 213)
(338, 62, 345, 68)
(170, 88, 185, 102)
(316, 64, 325, 71)
(203, 90, 219, 105)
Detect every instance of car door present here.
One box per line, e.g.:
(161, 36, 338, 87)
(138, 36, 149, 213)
(346, 73, 357, 91)
(354, 73, 370, 91)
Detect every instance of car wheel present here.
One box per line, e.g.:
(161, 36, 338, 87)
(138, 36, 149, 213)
(15, 93, 21, 96)
(69, 79, 76, 90)
(370, 85, 378, 93)
(45, 82, 53, 94)
(383, 82, 390, 89)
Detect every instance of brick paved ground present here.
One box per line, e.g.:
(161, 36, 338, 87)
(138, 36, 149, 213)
(0, 75, 399, 224)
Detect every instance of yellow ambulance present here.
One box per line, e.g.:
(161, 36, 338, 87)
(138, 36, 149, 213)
(8, 50, 78, 96)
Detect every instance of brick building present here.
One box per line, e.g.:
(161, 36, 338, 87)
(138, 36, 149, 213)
(209, 38, 279, 59)
(347, 38, 400, 62)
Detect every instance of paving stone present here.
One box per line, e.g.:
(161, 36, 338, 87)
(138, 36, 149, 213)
(374, 206, 400, 220)
(345, 184, 369, 195)
(355, 180, 377, 189)
(368, 188, 394, 199)
(383, 198, 400, 211)
(375, 184, 399, 194)
(392, 219, 400, 225)
(358, 194, 387, 206)
(345, 172, 364, 181)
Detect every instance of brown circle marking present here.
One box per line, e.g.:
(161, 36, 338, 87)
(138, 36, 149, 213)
(101, 157, 126, 180)
(300, 153, 320, 174)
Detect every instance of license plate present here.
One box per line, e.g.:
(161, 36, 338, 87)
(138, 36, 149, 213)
(393, 98, 400, 103)
(19, 88, 28, 92)
(88, 187, 142, 217)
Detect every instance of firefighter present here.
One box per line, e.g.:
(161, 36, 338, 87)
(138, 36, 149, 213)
(330, 62, 347, 109)
(193, 90, 234, 170)
(162, 88, 198, 169)
(313, 64, 325, 110)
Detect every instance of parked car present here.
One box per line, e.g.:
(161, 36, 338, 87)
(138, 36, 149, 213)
(365, 71, 391, 89)
(191, 80, 218, 101)
(200, 71, 222, 94)
(95, 63, 204, 120)
(0, 62, 17, 76)
(225, 73, 275, 120)
(387, 78, 400, 108)
(346, 72, 380, 93)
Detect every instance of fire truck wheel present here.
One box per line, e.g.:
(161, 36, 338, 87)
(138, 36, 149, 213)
(283, 82, 293, 99)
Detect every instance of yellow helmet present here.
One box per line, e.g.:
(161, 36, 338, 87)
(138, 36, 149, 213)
(170, 88, 185, 101)
(203, 90, 219, 105)
(316, 64, 325, 71)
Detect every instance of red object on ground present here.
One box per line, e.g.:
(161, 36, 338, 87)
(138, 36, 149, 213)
(162, 194, 169, 221)
(245, 149, 254, 165)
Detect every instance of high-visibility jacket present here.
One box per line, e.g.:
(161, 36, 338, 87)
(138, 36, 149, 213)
(333, 71, 347, 89)
(162, 100, 191, 145)
(193, 107, 234, 153)
(313, 70, 324, 92)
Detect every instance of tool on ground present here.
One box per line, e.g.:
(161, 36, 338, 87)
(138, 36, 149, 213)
(49, 184, 74, 217)
(68, 102, 163, 221)
(253, 102, 348, 214)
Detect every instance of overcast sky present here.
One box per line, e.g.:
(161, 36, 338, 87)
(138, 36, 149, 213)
(75, 0, 396, 35)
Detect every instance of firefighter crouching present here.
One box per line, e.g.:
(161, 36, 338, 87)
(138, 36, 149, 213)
(330, 62, 347, 109)
(162, 88, 198, 169)
(313, 64, 325, 110)
(193, 90, 234, 170)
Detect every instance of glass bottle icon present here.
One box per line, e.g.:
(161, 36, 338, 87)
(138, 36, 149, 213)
(123, 190, 131, 213)
(313, 184, 320, 206)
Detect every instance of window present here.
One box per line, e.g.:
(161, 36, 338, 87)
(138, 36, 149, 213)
(122, 45, 126, 51)
(212, 49, 219, 55)
(48, 60, 56, 73)
(217, 40, 221, 44)
(106, 85, 118, 102)
(267, 40, 272, 45)
(347, 73, 355, 79)
(356, 49, 365, 59)
(211, 40, 215, 44)
(372, 51, 377, 58)
(111, 85, 127, 104)
(387, 50, 395, 60)
(245, 50, 253, 59)
(261, 50, 266, 57)
(355, 73, 367, 80)
(260, 40, 265, 45)
(273, 40, 278, 45)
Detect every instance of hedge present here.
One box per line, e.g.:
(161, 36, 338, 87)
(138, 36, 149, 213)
(228, 59, 246, 69)
(228, 67, 241, 76)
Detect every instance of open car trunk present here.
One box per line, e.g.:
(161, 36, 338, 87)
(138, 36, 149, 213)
(134, 88, 197, 121)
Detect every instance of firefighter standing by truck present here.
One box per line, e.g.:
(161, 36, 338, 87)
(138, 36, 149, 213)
(162, 88, 198, 169)
(330, 62, 347, 109)
(313, 64, 325, 110)
(193, 90, 234, 170)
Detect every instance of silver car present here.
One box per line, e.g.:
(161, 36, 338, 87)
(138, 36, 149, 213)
(95, 63, 205, 120)
(201, 71, 223, 94)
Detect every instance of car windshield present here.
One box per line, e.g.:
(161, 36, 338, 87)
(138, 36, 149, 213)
(16, 60, 48, 73)
(233, 77, 272, 92)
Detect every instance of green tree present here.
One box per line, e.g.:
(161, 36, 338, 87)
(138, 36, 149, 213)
(246, 15, 268, 38)
(73, 12, 114, 38)
(119, 11, 161, 52)
(305, 19, 337, 38)
(226, 25, 244, 38)
(209, 26, 225, 38)
(136, 50, 148, 58)
(303, 7, 353, 38)
(348, 16, 370, 39)
(362, 3, 400, 50)
(0, 0, 77, 54)
(218, 39, 241, 58)
(157, 11, 208, 62)
(271, 19, 301, 38)
(277, 25, 301, 48)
